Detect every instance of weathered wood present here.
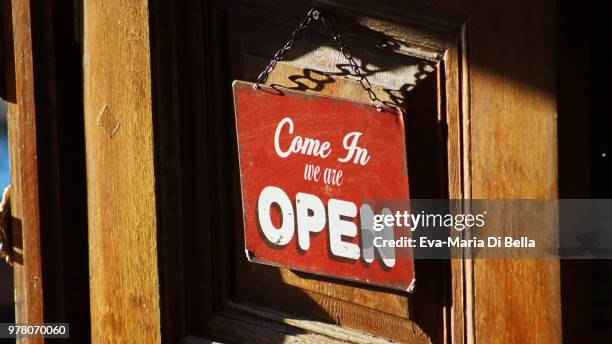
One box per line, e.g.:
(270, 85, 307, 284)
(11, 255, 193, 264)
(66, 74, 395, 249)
(211, 301, 398, 344)
(207, 312, 346, 344)
(7, 1, 44, 343)
(443, 24, 470, 344)
(5, 1, 91, 342)
(83, 0, 161, 342)
(464, 0, 562, 342)
(231, 272, 432, 343)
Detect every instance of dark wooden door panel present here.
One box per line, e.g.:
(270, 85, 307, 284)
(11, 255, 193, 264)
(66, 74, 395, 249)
(143, 0, 558, 343)
(183, 1, 467, 343)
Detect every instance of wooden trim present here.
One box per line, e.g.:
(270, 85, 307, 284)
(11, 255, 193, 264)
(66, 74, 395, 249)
(460, 23, 474, 344)
(216, 0, 461, 62)
(8, 2, 45, 342)
(83, 0, 162, 342)
(5, 0, 91, 342)
(440, 20, 472, 344)
(469, 0, 561, 342)
(205, 301, 397, 344)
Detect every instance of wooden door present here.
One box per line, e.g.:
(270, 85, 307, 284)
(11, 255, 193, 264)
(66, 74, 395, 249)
(156, 1, 461, 342)
(79, 0, 560, 343)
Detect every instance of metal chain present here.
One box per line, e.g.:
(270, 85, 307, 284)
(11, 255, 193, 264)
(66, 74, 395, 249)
(254, 8, 382, 106)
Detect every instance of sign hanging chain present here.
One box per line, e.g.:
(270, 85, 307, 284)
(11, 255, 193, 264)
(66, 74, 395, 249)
(254, 8, 383, 108)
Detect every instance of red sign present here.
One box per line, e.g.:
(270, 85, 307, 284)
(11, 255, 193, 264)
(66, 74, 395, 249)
(233, 81, 414, 292)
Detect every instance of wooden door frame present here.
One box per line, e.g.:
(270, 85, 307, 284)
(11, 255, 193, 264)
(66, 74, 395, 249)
(4, 1, 46, 337)
(2, 0, 90, 342)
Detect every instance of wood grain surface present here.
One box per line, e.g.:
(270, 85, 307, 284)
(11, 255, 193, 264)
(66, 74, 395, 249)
(7, 1, 44, 342)
(83, 0, 161, 342)
(466, 0, 562, 342)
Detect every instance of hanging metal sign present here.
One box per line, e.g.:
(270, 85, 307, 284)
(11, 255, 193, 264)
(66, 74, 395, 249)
(233, 81, 414, 291)
(232, 8, 414, 292)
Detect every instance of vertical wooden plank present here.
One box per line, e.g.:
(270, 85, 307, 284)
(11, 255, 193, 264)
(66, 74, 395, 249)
(443, 24, 470, 344)
(5, 1, 91, 341)
(468, 0, 562, 342)
(83, 0, 162, 342)
(8, 2, 44, 343)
